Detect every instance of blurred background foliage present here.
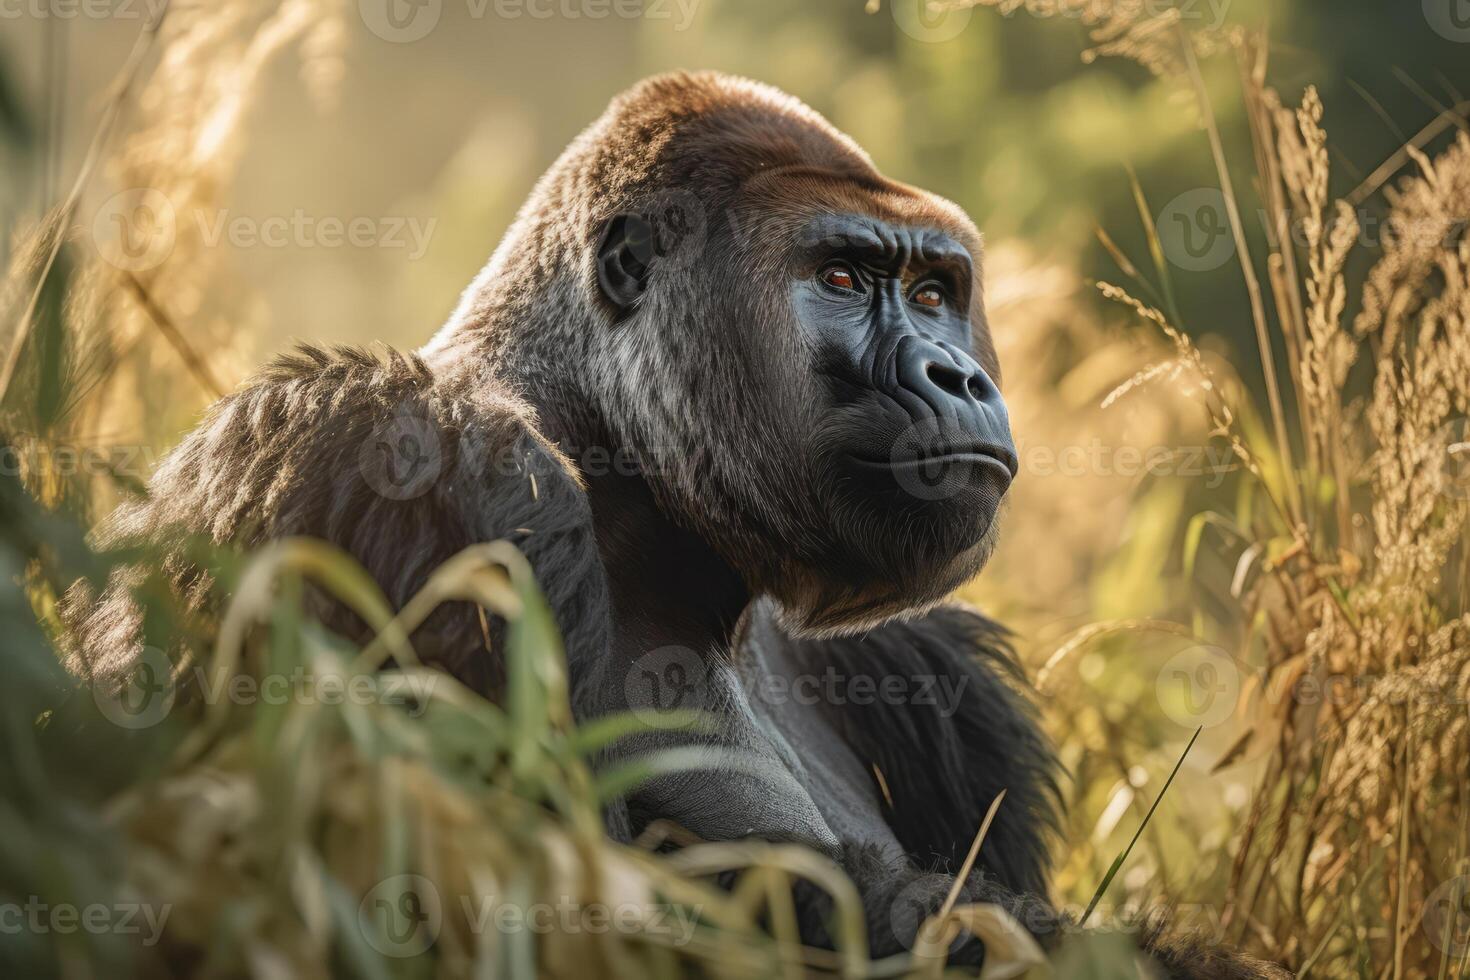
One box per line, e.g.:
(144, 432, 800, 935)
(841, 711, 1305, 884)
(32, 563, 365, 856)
(3, 0, 1470, 974)
(5, 0, 1468, 365)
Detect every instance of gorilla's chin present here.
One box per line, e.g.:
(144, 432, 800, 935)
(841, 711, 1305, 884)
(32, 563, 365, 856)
(771, 465, 1006, 638)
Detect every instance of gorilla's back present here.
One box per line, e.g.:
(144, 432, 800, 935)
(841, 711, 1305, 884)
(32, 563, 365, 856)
(63, 343, 610, 699)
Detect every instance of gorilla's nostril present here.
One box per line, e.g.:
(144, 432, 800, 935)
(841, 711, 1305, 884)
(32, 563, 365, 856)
(924, 360, 970, 398)
(924, 359, 986, 403)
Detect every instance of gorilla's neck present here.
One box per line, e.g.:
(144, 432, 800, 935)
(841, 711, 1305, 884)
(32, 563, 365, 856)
(430, 292, 751, 661)
(550, 408, 752, 663)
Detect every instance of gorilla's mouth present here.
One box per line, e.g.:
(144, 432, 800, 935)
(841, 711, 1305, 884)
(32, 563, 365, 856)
(839, 446, 1016, 521)
(846, 444, 1018, 484)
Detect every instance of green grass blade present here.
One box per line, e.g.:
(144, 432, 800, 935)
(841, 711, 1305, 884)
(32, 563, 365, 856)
(1081, 725, 1203, 927)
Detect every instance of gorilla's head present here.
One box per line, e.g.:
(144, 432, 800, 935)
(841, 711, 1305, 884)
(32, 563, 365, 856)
(426, 72, 1015, 636)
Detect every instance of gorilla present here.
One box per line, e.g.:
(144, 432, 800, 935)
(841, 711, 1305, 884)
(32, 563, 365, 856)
(67, 72, 1283, 977)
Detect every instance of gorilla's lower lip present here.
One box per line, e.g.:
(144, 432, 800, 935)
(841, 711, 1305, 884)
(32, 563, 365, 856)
(847, 447, 1018, 479)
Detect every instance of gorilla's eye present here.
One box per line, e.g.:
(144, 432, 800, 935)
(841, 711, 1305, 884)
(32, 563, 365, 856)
(820, 263, 859, 292)
(911, 284, 945, 309)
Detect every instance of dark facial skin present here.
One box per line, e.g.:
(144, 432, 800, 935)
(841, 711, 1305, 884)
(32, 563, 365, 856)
(794, 213, 1017, 569)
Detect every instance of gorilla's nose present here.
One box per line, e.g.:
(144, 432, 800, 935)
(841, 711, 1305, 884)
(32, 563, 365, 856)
(894, 339, 1014, 467)
(923, 355, 989, 405)
(897, 338, 999, 411)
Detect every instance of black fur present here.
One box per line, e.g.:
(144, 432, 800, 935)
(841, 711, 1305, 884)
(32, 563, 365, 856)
(774, 606, 1060, 899)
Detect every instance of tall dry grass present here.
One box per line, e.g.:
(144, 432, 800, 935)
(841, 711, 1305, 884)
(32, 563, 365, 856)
(956, 3, 1470, 975)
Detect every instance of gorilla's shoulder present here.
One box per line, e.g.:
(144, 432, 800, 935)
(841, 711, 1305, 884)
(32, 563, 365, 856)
(752, 602, 1062, 898)
(110, 342, 577, 545)
(73, 342, 608, 693)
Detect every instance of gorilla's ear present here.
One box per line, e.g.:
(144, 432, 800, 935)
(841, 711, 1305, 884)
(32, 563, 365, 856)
(596, 213, 658, 313)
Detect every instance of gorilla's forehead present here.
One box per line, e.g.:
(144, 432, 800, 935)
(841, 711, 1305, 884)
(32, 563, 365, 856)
(730, 167, 984, 258)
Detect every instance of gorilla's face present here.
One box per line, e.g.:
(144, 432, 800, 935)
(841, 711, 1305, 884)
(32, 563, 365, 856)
(592, 166, 1014, 633)
(796, 211, 1014, 526)
(776, 210, 1017, 630)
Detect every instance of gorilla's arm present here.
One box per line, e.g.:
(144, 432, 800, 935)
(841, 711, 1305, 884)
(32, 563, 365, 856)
(745, 604, 1060, 899)
(752, 607, 1286, 977)
(64, 344, 609, 697)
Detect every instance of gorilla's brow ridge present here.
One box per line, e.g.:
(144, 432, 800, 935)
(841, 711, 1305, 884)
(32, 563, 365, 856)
(798, 214, 973, 280)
